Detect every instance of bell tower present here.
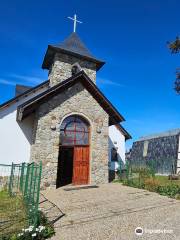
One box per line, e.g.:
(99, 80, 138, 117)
(42, 14, 105, 86)
(42, 32, 105, 86)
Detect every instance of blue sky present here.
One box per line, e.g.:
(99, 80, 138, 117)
(0, 0, 179, 148)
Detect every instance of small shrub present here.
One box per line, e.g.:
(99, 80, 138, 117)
(122, 179, 145, 189)
(175, 194, 180, 200)
(157, 184, 180, 198)
(144, 178, 160, 192)
(0, 211, 55, 240)
(112, 179, 122, 183)
(37, 211, 49, 226)
(138, 167, 152, 180)
(119, 164, 180, 200)
(9, 224, 55, 240)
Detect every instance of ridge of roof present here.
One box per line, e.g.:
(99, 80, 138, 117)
(0, 80, 49, 110)
(17, 71, 125, 124)
(137, 128, 180, 141)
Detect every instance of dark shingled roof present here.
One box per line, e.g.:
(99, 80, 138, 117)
(42, 33, 105, 71)
(55, 32, 94, 59)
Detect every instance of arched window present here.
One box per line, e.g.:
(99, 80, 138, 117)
(60, 115, 89, 146)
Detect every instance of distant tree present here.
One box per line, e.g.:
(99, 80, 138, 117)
(174, 68, 180, 94)
(168, 36, 180, 53)
(168, 37, 180, 94)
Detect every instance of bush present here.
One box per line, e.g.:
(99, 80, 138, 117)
(138, 167, 153, 181)
(122, 174, 180, 200)
(175, 194, 180, 200)
(123, 179, 145, 189)
(14, 225, 55, 240)
(122, 167, 154, 189)
(120, 165, 180, 200)
(123, 179, 180, 199)
(0, 211, 55, 240)
(144, 178, 160, 192)
(157, 184, 180, 198)
(8, 224, 55, 240)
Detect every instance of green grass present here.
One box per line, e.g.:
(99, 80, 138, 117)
(155, 175, 180, 186)
(113, 175, 180, 186)
(114, 174, 180, 199)
(0, 190, 28, 238)
(112, 179, 123, 183)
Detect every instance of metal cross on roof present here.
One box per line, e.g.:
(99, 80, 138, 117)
(68, 14, 82, 33)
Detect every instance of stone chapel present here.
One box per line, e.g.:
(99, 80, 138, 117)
(0, 32, 131, 188)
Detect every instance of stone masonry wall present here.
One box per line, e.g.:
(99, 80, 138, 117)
(31, 82, 109, 188)
(49, 53, 96, 86)
(129, 135, 179, 175)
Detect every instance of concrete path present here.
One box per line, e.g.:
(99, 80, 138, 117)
(42, 183, 180, 240)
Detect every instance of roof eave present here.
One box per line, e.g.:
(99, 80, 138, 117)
(17, 71, 124, 124)
(115, 124, 132, 140)
(0, 80, 49, 110)
(42, 45, 105, 71)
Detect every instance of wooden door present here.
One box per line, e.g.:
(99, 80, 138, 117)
(73, 146, 89, 185)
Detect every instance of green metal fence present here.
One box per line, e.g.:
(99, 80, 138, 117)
(0, 162, 42, 237)
(117, 158, 177, 181)
(127, 158, 177, 175)
(117, 160, 156, 183)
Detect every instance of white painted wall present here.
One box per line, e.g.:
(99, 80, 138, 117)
(177, 134, 180, 174)
(0, 86, 48, 165)
(108, 125, 126, 171)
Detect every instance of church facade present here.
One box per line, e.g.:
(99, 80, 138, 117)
(0, 33, 131, 188)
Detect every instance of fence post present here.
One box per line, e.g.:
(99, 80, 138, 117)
(24, 163, 30, 199)
(126, 161, 129, 180)
(34, 161, 42, 227)
(118, 159, 121, 180)
(33, 166, 38, 204)
(8, 162, 14, 196)
(20, 162, 25, 192)
(29, 162, 34, 203)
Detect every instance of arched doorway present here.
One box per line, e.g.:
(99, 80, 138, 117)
(56, 115, 90, 188)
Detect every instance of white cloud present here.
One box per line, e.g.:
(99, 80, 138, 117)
(9, 74, 43, 84)
(0, 78, 16, 86)
(0, 73, 44, 86)
(97, 77, 125, 87)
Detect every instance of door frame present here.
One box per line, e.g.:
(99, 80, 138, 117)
(58, 114, 92, 186)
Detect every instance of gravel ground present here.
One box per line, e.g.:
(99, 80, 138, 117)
(42, 183, 180, 240)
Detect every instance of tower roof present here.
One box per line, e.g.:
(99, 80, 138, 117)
(42, 33, 105, 71)
(55, 32, 94, 58)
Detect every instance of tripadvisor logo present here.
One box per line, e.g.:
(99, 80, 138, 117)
(135, 227, 143, 236)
